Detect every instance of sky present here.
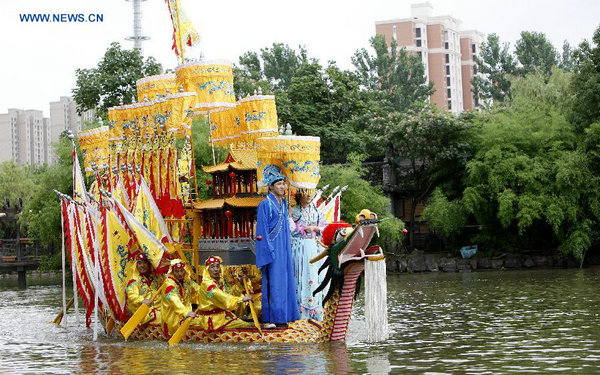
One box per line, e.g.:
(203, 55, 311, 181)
(0, 0, 598, 117)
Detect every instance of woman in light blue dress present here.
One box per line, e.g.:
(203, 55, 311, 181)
(290, 192, 327, 321)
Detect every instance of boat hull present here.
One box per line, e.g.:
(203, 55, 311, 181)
(124, 319, 325, 343)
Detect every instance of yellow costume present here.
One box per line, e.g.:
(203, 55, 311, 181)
(126, 255, 162, 326)
(222, 266, 262, 319)
(195, 256, 253, 332)
(161, 268, 203, 335)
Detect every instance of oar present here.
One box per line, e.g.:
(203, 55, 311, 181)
(168, 307, 199, 347)
(243, 278, 263, 336)
(120, 282, 166, 340)
(53, 297, 75, 325)
(106, 317, 115, 335)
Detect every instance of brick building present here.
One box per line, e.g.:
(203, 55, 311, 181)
(376, 2, 485, 114)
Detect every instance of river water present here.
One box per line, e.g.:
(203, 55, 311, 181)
(1, 269, 599, 374)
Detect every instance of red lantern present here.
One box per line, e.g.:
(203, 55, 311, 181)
(402, 228, 408, 235)
(205, 180, 212, 185)
(229, 172, 236, 178)
(225, 210, 232, 218)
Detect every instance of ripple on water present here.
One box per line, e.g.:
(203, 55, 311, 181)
(1, 269, 600, 374)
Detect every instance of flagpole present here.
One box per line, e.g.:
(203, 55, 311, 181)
(67, 130, 81, 323)
(208, 112, 216, 165)
(174, 0, 184, 64)
(60, 197, 67, 327)
(70, 203, 79, 324)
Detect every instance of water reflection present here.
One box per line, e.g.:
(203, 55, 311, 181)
(1, 269, 600, 374)
(76, 341, 345, 375)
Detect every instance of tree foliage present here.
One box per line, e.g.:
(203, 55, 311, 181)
(72, 42, 162, 118)
(569, 25, 600, 132)
(352, 34, 433, 113)
(515, 31, 558, 78)
(20, 134, 74, 248)
(383, 109, 472, 245)
(472, 33, 517, 105)
(319, 153, 404, 251)
(425, 71, 600, 260)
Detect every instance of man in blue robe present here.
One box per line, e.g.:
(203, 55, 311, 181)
(255, 165, 300, 329)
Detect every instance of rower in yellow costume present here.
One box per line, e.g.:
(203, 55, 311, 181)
(125, 253, 163, 325)
(161, 259, 203, 335)
(196, 256, 254, 332)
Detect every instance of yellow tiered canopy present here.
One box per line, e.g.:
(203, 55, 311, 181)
(78, 126, 110, 174)
(136, 74, 177, 102)
(256, 136, 321, 193)
(175, 60, 236, 114)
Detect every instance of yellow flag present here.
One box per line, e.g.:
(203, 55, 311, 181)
(165, 0, 200, 58)
(133, 178, 172, 244)
(113, 199, 168, 271)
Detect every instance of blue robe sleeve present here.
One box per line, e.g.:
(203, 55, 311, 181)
(255, 199, 275, 267)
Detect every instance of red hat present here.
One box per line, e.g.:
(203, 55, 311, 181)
(321, 221, 352, 247)
(170, 259, 185, 270)
(205, 256, 223, 266)
(136, 253, 149, 262)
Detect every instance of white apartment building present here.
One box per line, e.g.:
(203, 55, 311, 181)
(0, 109, 50, 166)
(0, 97, 94, 166)
(49, 96, 95, 144)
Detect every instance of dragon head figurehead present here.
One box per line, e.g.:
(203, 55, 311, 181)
(311, 210, 382, 305)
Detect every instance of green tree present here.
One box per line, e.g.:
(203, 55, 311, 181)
(261, 43, 308, 90)
(558, 40, 575, 71)
(277, 61, 369, 158)
(72, 42, 162, 118)
(319, 153, 405, 251)
(472, 33, 517, 106)
(0, 161, 37, 206)
(350, 35, 433, 156)
(569, 25, 600, 132)
(233, 51, 271, 97)
(0, 161, 37, 239)
(21, 134, 74, 248)
(424, 71, 599, 260)
(515, 31, 558, 78)
(191, 117, 227, 200)
(352, 35, 433, 113)
(383, 109, 472, 247)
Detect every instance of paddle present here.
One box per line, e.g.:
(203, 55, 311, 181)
(53, 297, 75, 325)
(120, 282, 166, 340)
(243, 278, 264, 336)
(168, 307, 199, 347)
(106, 317, 115, 335)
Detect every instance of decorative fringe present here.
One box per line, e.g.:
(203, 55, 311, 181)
(365, 258, 388, 342)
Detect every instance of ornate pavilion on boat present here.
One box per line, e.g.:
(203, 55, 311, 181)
(193, 148, 261, 265)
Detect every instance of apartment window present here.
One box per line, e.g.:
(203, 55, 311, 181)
(417, 51, 422, 59)
(471, 44, 477, 54)
(447, 88, 452, 98)
(446, 65, 450, 75)
(447, 77, 451, 86)
(445, 54, 450, 64)
(392, 26, 397, 41)
(473, 66, 478, 75)
(447, 100, 452, 110)
(416, 39, 422, 47)
(415, 27, 421, 38)
(444, 30, 448, 41)
(444, 42, 449, 50)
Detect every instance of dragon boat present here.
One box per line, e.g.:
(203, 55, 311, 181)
(54, 0, 389, 346)
(117, 220, 385, 344)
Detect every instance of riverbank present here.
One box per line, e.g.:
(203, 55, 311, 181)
(385, 249, 586, 273)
